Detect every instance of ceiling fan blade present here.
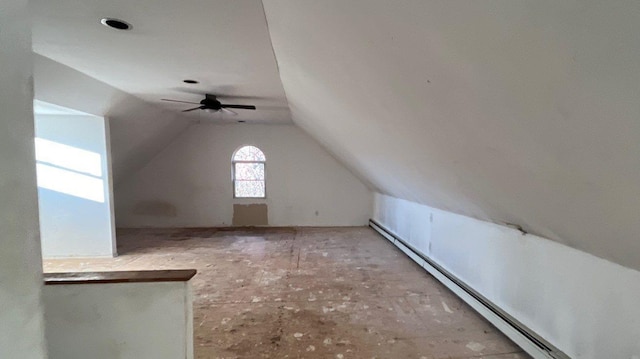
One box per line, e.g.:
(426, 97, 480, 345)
(216, 94, 270, 101)
(219, 108, 238, 116)
(220, 104, 256, 110)
(161, 99, 201, 105)
(182, 106, 204, 112)
(253, 105, 290, 110)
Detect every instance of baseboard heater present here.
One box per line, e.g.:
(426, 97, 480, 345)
(369, 219, 570, 359)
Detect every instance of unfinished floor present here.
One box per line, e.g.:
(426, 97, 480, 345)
(43, 227, 529, 359)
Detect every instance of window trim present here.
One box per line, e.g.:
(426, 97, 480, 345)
(232, 146, 266, 199)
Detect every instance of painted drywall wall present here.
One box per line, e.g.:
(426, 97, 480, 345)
(33, 54, 190, 185)
(35, 113, 116, 258)
(116, 124, 372, 227)
(263, 0, 640, 271)
(374, 193, 640, 359)
(43, 282, 193, 359)
(0, 0, 48, 357)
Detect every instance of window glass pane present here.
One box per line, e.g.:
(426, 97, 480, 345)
(235, 163, 264, 180)
(235, 180, 265, 198)
(233, 146, 266, 161)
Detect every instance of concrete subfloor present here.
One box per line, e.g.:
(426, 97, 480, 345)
(44, 227, 530, 359)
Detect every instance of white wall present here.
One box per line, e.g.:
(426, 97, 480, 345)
(35, 113, 116, 258)
(116, 124, 372, 227)
(374, 193, 640, 359)
(0, 0, 48, 357)
(43, 282, 193, 359)
(263, 0, 640, 272)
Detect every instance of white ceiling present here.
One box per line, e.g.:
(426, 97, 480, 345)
(30, 0, 640, 271)
(31, 0, 290, 124)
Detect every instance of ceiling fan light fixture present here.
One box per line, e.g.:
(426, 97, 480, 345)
(100, 18, 132, 31)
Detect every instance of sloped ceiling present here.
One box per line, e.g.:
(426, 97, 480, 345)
(262, 0, 640, 271)
(33, 54, 190, 185)
(31, 0, 290, 124)
(30, 0, 292, 184)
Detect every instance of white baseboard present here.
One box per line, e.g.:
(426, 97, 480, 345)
(369, 219, 569, 359)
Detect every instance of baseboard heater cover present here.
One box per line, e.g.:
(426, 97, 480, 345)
(369, 219, 570, 359)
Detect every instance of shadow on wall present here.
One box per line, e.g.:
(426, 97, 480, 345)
(133, 200, 178, 217)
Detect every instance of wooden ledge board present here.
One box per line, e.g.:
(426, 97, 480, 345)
(44, 269, 197, 285)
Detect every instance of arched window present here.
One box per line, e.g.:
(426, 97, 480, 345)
(232, 145, 266, 198)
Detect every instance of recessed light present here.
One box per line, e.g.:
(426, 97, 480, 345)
(100, 18, 132, 31)
(183, 79, 199, 84)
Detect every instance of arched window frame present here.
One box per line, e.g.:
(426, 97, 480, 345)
(232, 145, 266, 199)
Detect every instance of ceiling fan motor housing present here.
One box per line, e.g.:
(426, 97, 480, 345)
(201, 96, 222, 110)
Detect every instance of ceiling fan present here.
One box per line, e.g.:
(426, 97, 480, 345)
(161, 94, 256, 116)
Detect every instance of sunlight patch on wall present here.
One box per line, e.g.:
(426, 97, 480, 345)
(34, 138, 104, 203)
(35, 138, 102, 176)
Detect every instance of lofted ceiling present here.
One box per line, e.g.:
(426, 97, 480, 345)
(262, 0, 640, 271)
(31, 0, 290, 124)
(28, 0, 640, 271)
